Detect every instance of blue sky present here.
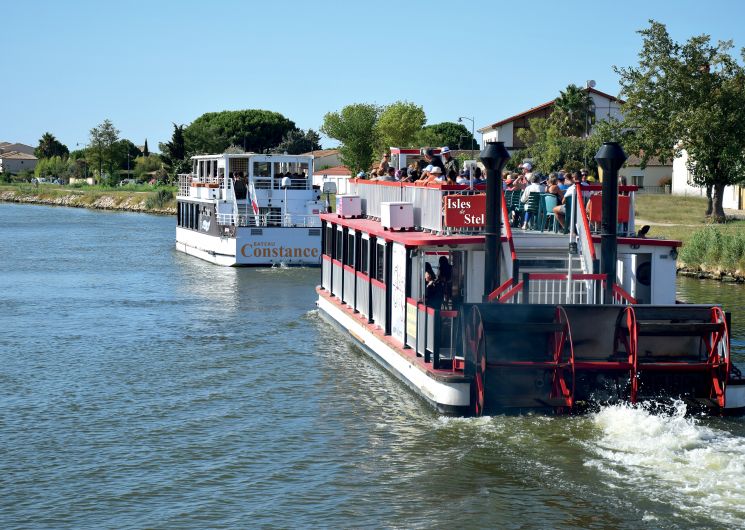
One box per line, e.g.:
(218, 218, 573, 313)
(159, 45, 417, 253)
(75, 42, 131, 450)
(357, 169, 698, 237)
(2, 0, 744, 152)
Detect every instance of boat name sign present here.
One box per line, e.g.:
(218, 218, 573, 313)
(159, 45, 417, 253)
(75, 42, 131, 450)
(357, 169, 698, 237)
(443, 194, 486, 228)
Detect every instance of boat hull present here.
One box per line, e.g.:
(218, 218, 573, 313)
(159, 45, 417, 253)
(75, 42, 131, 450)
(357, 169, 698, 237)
(176, 226, 321, 267)
(316, 292, 471, 415)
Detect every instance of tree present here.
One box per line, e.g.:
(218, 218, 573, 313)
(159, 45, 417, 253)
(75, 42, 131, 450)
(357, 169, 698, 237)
(616, 20, 745, 221)
(414, 122, 480, 152)
(273, 128, 322, 154)
(134, 155, 163, 179)
(375, 101, 426, 152)
(87, 119, 120, 180)
(112, 140, 142, 176)
(159, 123, 189, 179)
(35, 132, 69, 159)
(143, 139, 150, 157)
(184, 109, 296, 154)
(549, 84, 596, 137)
(321, 103, 381, 174)
(34, 156, 73, 180)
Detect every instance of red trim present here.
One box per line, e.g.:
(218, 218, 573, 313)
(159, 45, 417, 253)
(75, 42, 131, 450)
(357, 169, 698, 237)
(498, 281, 524, 303)
(406, 297, 418, 306)
(343, 264, 355, 273)
(356, 271, 370, 280)
(425, 306, 436, 316)
(370, 278, 386, 289)
(487, 278, 515, 302)
(322, 214, 492, 247)
(331, 258, 342, 267)
(316, 287, 467, 380)
(390, 148, 422, 155)
(322, 254, 332, 262)
(612, 284, 637, 304)
(441, 310, 458, 318)
(575, 185, 597, 261)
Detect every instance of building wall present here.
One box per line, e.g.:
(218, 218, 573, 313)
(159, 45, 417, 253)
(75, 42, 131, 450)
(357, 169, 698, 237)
(672, 150, 741, 209)
(619, 165, 672, 188)
(0, 157, 38, 173)
(313, 173, 351, 195)
(312, 153, 341, 172)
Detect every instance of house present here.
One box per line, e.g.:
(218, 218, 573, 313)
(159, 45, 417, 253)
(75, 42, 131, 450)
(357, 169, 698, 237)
(672, 150, 743, 210)
(302, 149, 340, 173)
(0, 150, 38, 174)
(478, 87, 624, 150)
(312, 165, 352, 195)
(0, 142, 35, 156)
(619, 155, 673, 192)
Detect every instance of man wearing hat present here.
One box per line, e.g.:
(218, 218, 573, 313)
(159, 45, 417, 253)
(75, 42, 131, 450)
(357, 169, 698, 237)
(441, 146, 459, 177)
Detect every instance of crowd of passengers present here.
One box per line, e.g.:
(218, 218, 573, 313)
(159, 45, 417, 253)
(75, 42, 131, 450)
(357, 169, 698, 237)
(356, 147, 486, 186)
(506, 163, 628, 231)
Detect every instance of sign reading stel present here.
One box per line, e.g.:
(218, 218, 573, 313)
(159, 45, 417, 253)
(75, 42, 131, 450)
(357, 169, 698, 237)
(443, 194, 486, 228)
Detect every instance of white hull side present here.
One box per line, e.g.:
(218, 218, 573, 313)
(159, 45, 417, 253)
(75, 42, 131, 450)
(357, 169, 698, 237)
(316, 294, 471, 410)
(176, 226, 320, 266)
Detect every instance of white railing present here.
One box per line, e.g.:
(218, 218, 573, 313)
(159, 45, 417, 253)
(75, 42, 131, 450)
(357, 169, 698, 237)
(253, 177, 311, 190)
(573, 185, 597, 275)
(215, 212, 320, 228)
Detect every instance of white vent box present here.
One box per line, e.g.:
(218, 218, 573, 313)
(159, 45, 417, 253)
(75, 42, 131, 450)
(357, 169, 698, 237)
(381, 202, 414, 230)
(336, 195, 362, 218)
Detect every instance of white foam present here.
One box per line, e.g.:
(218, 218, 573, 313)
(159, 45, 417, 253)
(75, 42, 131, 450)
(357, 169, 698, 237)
(585, 402, 745, 524)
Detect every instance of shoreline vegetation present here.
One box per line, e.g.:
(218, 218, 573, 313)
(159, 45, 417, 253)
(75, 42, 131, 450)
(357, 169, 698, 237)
(0, 184, 176, 215)
(635, 195, 745, 281)
(3, 186, 745, 280)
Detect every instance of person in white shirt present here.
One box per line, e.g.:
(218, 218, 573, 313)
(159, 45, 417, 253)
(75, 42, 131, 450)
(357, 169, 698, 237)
(553, 174, 576, 231)
(520, 174, 543, 229)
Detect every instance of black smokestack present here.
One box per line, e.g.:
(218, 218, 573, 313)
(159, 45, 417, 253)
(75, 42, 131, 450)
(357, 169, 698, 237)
(480, 141, 510, 301)
(595, 142, 627, 303)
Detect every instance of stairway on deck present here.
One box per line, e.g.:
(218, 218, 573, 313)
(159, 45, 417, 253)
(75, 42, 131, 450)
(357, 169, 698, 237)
(510, 231, 584, 274)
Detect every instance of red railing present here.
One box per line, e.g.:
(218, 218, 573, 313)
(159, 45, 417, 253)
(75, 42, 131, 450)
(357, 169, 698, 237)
(486, 277, 516, 302)
(611, 284, 637, 305)
(574, 184, 597, 263)
(500, 187, 517, 262)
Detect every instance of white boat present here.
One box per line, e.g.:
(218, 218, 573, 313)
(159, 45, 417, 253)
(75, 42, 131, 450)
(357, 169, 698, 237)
(316, 143, 745, 415)
(175, 153, 325, 266)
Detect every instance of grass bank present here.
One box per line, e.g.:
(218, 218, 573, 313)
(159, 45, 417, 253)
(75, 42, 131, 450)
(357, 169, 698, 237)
(635, 194, 745, 278)
(0, 183, 177, 214)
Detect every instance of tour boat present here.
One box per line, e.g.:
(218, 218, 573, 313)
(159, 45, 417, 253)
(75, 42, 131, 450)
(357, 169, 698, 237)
(175, 153, 325, 266)
(316, 142, 745, 415)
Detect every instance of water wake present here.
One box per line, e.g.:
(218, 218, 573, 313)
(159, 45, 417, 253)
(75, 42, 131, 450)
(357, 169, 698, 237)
(586, 401, 745, 524)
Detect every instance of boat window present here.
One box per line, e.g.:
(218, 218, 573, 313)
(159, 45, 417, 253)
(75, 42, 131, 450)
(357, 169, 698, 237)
(230, 158, 248, 177)
(345, 232, 355, 266)
(335, 229, 344, 261)
(375, 242, 385, 281)
(198, 161, 204, 178)
(324, 225, 334, 256)
(360, 238, 369, 274)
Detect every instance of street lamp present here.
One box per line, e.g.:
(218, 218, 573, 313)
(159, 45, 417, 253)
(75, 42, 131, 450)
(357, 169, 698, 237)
(458, 116, 476, 162)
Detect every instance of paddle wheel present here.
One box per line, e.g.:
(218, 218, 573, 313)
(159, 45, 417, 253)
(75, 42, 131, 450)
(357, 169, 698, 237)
(463, 304, 574, 415)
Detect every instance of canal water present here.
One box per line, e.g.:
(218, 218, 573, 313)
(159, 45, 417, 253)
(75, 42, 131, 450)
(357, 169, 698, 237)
(2, 203, 744, 529)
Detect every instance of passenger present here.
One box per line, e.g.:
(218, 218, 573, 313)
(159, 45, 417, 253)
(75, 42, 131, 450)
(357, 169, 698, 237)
(504, 177, 515, 191)
(425, 269, 444, 309)
(553, 175, 577, 231)
(520, 174, 543, 229)
(356, 171, 367, 180)
(419, 164, 434, 181)
(427, 166, 444, 183)
(379, 152, 390, 173)
(381, 166, 398, 181)
(445, 169, 457, 185)
(425, 262, 435, 278)
(546, 175, 564, 200)
(558, 172, 570, 191)
(456, 170, 470, 185)
(438, 256, 453, 306)
(472, 167, 484, 184)
(441, 146, 459, 176)
(424, 148, 446, 175)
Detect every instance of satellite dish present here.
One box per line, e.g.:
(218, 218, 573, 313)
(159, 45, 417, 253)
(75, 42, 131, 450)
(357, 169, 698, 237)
(586, 80, 596, 89)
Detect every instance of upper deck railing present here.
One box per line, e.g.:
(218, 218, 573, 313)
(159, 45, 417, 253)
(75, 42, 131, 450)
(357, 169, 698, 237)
(348, 179, 487, 233)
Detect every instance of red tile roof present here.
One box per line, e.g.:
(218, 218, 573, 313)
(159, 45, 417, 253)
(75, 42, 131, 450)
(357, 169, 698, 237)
(314, 165, 351, 176)
(479, 87, 625, 131)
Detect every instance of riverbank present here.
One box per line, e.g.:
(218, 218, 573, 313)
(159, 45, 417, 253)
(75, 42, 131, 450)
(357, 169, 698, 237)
(0, 185, 176, 215)
(635, 194, 745, 280)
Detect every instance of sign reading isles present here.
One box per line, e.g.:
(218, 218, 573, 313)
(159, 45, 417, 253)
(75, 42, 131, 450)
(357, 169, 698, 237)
(443, 194, 486, 228)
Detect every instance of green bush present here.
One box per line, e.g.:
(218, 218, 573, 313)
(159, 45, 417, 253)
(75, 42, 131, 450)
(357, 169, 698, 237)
(680, 226, 745, 272)
(145, 189, 173, 209)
